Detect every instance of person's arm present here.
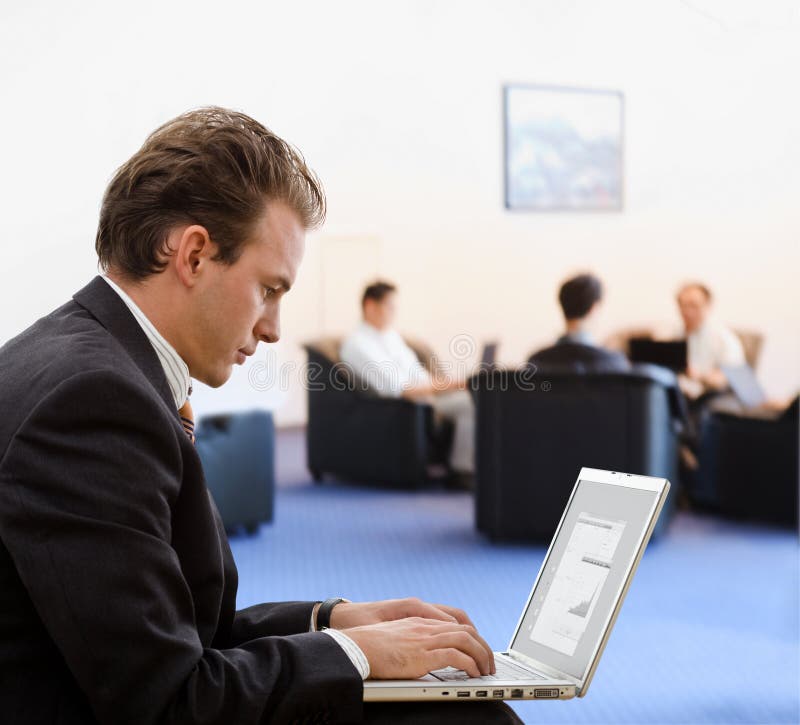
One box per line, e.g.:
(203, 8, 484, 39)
(702, 326, 747, 390)
(0, 370, 362, 724)
(400, 376, 465, 400)
(230, 595, 498, 681)
(720, 327, 746, 368)
(227, 601, 371, 680)
(228, 601, 318, 641)
(688, 360, 737, 392)
(394, 336, 460, 399)
(687, 327, 747, 391)
(340, 337, 405, 397)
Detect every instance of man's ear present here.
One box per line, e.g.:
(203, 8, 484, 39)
(173, 225, 216, 288)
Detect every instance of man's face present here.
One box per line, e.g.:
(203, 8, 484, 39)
(365, 292, 397, 330)
(677, 287, 710, 334)
(189, 200, 305, 387)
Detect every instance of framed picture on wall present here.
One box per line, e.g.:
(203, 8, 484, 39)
(503, 84, 624, 211)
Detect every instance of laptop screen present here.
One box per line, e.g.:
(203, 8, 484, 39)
(510, 477, 661, 681)
(722, 365, 766, 408)
(628, 338, 687, 372)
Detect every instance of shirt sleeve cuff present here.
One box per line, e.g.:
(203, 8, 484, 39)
(320, 628, 371, 680)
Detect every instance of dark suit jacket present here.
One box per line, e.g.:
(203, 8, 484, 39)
(528, 339, 631, 374)
(0, 276, 362, 724)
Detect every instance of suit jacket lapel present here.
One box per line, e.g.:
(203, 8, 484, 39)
(72, 275, 176, 413)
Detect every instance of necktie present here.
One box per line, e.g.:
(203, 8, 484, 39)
(178, 398, 195, 444)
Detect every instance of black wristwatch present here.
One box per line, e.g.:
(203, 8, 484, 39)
(316, 597, 348, 630)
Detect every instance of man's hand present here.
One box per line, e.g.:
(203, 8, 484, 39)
(342, 617, 496, 680)
(328, 596, 472, 630)
(701, 367, 728, 390)
(685, 365, 727, 391)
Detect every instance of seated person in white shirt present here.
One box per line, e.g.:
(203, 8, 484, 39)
(676, 282, 745, 396)
(340, 281, 474, 474)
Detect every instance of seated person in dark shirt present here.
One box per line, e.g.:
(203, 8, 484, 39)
(528, 273, 630, 373)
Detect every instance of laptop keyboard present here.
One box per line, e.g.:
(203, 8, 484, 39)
(431, 656, 544, 682)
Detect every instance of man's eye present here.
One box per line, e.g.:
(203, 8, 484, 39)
(262, 286, 277, 300)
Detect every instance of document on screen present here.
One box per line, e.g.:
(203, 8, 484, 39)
(530, 513, 627, 656)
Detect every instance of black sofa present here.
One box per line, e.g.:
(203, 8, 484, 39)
(304, 337, 452, 488)
(471, 365, 685, 541)
(696, 397, 798, 526)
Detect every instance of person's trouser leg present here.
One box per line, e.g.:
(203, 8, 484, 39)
(362, 700, 524, 724)
(431, 390, 474, 474)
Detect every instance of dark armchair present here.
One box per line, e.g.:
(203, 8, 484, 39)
(303, 337, 452, 488)
(696, 397, 798, 526)
(195, 410, 275, 533)
(471, 365, 685, 542)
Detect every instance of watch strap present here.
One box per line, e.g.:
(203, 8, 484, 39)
(317, 597, 348, 630)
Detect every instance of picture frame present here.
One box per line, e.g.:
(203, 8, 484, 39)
(503, 84, 624, 211)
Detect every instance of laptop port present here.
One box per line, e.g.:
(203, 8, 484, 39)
(510, 688, 524, 699)
(492, 689, 505, 698)
(440, 691, 449, 696)
(534, 688, 559, 698)
(475, 690, 488, 698)
(457, 691, 470, 698)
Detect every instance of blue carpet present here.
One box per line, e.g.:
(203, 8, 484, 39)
(230, 440, 799, 724)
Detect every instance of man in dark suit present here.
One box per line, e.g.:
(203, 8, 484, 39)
(528, 273, 630, 374)
(0, 108, 520, 724)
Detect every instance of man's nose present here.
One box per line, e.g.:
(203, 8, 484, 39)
(256, 315, 279, 344)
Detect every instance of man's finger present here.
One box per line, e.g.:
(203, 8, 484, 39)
(461, 624, 495, 674)
(431, 603, 474, 628)
(426, 648, 482, 679)
(430, 631, 492, 675)
(424, 618, 496, 674)
(397, 598, 458, 623)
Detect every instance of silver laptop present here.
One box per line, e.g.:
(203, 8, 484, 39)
(364, 467, 670, 702)
(722, 364, 767, 408)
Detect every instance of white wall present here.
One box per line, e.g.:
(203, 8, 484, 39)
(1, 0, 798, 425)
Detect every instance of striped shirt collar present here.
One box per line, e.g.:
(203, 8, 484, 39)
(102, 275, 192, 410)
